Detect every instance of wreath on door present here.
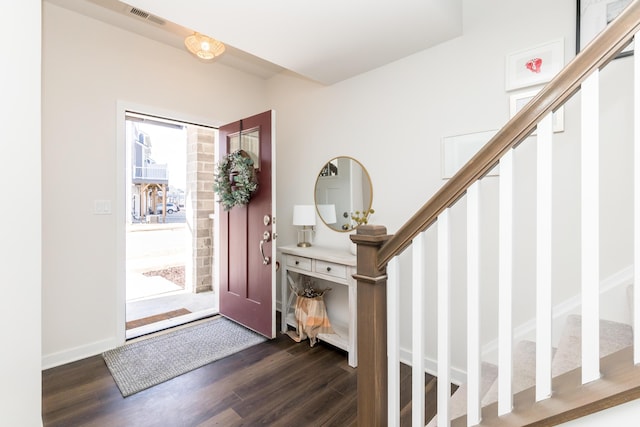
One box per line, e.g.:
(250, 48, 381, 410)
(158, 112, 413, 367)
(213, 149, 258, 211)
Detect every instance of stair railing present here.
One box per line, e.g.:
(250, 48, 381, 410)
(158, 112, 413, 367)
(352, 1, 640, 426)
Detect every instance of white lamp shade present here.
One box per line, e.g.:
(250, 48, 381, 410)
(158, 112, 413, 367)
(317, 204, 337, 224)
(293, 205, 316, 226)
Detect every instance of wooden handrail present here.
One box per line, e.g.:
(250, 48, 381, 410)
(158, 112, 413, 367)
(376, 0, 640, 271)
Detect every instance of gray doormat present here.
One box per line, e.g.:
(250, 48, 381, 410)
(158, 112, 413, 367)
(102, 316, 266, 396)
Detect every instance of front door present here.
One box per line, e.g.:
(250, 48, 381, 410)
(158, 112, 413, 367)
(218, 110, 276, 338)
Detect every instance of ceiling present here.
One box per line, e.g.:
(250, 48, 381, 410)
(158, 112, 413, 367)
(46, 0, 463, 85)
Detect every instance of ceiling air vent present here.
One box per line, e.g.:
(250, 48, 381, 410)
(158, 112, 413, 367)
(127, 7, 166, 26)
(129, 7, 149, 19)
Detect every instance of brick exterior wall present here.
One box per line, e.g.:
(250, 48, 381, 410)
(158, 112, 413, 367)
(185, 125, 215, 293)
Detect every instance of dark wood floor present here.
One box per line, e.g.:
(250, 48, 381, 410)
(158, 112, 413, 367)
(42, 320, 450, 426)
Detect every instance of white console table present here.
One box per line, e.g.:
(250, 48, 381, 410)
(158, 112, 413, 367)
(279, 245, 358, 367)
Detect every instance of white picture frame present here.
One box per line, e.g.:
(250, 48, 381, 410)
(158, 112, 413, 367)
(505, 38, 565, 91)
(509, 88, 565, 133)
(441, 130, 499, 180)
(577, 0, 633, 57)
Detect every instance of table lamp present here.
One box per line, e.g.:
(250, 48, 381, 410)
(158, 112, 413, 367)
(293, 205, 316, 247)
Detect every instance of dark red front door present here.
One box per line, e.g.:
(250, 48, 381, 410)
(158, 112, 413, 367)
(218, 110, 275, 338)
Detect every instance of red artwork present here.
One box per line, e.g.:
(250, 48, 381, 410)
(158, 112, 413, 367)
(526, 57, 543, 73)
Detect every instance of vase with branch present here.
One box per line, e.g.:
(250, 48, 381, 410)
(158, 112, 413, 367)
(346, 208, 375, 254)
(343, 208, 375, 230)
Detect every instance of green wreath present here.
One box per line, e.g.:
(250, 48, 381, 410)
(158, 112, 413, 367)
(213, 149, 258, 211)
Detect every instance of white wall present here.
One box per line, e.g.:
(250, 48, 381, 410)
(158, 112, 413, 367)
(41, 3, 269, 367)
(267, 0, 635, 377)
(0, 0, 42, 424)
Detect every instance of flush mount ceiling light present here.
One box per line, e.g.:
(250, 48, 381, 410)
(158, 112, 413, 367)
(184, 32, 225, 61)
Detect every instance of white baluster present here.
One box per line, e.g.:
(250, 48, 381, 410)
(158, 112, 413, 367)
(388, 257, 400, 426)
(437, 210, 451, 427)
(634, 31, 640, 366)
(466, 182, 481, 426)
(581, 71, 601, 384)
(498, 148, 514, 416)
(412, 232, 427, 427)
(536, 113, 553, 400)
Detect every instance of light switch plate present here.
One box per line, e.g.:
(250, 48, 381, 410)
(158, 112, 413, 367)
(94, 200, 112, 215)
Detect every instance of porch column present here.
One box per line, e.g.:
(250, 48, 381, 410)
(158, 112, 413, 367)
(351, 225, 391, 426)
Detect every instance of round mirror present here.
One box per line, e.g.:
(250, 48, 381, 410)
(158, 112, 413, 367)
(314, 157, 373, 232)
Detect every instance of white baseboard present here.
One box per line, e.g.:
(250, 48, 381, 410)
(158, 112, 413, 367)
(42, 337, 119, 370)
(42, 309, 221, 370)
(399, 347, 466, 386)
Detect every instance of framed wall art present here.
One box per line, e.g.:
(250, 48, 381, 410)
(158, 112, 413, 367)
(441, 130, 499, 179)
(509, 88, 565, 133)
(577, 0, 633, 57)
(505, 38, 564, 91)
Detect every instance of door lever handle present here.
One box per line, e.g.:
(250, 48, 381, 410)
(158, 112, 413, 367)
(259, 231, 271, 265)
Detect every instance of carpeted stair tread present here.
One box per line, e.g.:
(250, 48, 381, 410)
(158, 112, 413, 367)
(551, 314, 633, 377)
(424, 315, 633, 425)
(481, 340, 538, 407)
(425, 362, 498, 427)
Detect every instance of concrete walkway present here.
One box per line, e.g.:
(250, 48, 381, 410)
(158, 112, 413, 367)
(126, 222, 216, 339)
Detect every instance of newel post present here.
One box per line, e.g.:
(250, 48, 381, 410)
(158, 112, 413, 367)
(351, 225, 391, 426)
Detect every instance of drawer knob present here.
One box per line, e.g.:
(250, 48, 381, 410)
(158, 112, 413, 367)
(295, 260, 299, 265)
(326, 266, 332, 272)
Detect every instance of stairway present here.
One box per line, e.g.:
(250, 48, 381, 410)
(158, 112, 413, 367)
(425, 314, 633, 426)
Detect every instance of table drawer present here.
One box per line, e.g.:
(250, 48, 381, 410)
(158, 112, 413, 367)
(286, 255, 312, 271)
(315, 260, 347, 279)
